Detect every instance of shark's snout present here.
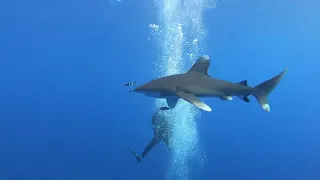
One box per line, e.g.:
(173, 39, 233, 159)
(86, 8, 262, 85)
(132, 81, 159, 93)
(132, 86, 142, 93)
(131, 85, 150, 94)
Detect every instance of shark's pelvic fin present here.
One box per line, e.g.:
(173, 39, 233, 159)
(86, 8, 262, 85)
(166, 96, 179, 108)
(219, 96, 233, 101)
(187, 55, 211, 76)
(175, 90, 212, 112)
(253, 68, 288, 112)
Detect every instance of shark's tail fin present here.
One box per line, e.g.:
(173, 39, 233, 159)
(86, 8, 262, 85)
(253, 68, 288, 112)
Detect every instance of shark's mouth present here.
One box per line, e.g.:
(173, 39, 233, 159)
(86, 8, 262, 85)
(151, 0, 216, 179)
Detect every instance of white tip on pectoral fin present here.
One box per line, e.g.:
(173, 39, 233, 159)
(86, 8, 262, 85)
(175, 89, 212, 112)
(262, 104, 270, 112)
(194, 101, 212, 112)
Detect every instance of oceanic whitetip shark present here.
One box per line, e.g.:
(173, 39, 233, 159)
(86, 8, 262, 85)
(132, 55, 288, 112)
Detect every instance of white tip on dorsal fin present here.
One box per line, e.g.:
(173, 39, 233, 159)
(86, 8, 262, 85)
(187, 55, 211, 76)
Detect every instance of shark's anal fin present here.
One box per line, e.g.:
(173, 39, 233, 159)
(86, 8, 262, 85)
(175, 90, 212, 112)
(166, 96, 179, 108)
(242, 96, 250, 102)
(238, 80, 250, 103)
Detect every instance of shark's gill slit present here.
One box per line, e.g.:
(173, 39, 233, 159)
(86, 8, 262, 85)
(151, 0, 216, 179)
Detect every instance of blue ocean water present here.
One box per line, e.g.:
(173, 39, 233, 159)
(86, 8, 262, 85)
(1, 0, 319, 180)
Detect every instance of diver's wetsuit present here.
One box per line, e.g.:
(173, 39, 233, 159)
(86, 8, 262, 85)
(140, 138, 159, 159)
(129, 110, 170, 162)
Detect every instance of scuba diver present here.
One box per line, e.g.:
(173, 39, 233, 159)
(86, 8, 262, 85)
(129, 109, 171, 162)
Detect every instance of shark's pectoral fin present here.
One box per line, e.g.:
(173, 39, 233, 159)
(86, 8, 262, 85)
(166, 96, 179, 108)
(175, 91, 212, 112)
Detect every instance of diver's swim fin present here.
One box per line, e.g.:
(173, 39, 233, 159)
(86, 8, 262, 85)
(128, 148, 142, 162)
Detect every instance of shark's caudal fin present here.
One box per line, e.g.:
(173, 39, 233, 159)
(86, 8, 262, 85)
(253, 68, 288, 112)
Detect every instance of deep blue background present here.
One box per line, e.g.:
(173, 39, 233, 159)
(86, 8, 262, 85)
(1, 0, 319, 179)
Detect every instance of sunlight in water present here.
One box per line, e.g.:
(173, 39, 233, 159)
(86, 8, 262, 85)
(150, 0, 216, 179)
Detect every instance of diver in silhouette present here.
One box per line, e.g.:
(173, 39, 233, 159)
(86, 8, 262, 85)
(129, 109, 171, 162)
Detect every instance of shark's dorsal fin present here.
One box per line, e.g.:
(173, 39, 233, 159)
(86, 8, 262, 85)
(187, 55, 211, 76)
(239, 80, 248, 86)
